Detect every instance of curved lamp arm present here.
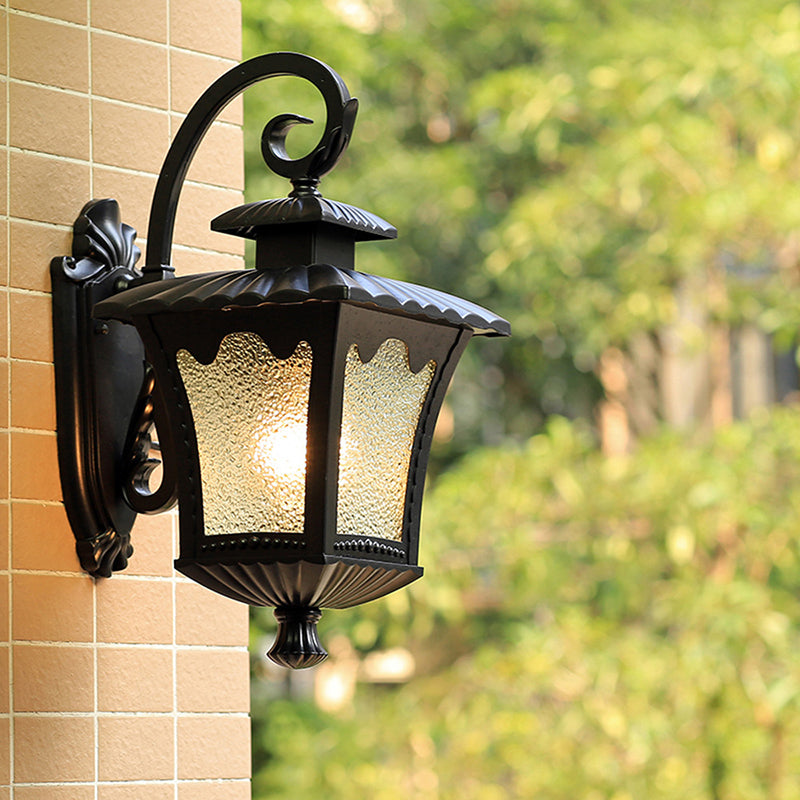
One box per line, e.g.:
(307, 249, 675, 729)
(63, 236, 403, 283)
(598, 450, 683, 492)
(142, 51, 358, 282)
(51, 53, 359, 575)
(126, 53, 358, 510)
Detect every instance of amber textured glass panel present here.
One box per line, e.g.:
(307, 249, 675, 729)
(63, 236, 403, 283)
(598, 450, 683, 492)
(177, 333, 312, 535)
(337, 338, 435, 541)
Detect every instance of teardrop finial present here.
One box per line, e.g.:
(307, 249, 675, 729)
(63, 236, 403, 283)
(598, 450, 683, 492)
(267, 606, 328, 669)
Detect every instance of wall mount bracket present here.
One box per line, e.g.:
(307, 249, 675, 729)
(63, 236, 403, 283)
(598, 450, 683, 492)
(50, 198, 177, 578)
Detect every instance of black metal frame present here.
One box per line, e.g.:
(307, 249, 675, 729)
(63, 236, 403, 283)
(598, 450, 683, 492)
(140, 303, 468, 584)
(51, 52, 510, 666)
(50, 199, 178, 578)
(51, 53, 360, 576)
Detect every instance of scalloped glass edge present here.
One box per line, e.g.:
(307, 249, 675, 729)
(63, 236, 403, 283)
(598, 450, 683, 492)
(177, 332, 312, 536)
(337, 338, 435, 542)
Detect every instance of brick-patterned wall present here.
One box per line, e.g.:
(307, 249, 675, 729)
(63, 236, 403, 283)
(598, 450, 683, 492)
(2, 1, 252, 796)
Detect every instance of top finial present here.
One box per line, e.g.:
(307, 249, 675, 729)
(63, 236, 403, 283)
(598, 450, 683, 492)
(260, 98, 359, 195)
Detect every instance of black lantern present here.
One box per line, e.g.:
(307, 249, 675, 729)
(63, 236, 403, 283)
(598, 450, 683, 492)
(51, 53, 509, 668)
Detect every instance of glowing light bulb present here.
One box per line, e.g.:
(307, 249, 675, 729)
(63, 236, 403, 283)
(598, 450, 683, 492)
(253, 421, 307, 483)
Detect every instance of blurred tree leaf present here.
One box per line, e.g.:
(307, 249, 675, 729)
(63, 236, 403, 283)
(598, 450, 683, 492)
(251, 409, 800, 798)
(241, 1, 800, 796)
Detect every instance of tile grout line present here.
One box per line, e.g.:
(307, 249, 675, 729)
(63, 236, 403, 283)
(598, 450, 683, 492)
(8, 7, 240, 61)
(6, 0, 14, 794)
(12, 639, 249, 652)
(1, 225, 242, 263)
(10, 711, 251, 720)
(87, 0, 93, 199)
(7, 75, 242, 122)
(86, 4, 99, 797)
(7, 145, 245, 194)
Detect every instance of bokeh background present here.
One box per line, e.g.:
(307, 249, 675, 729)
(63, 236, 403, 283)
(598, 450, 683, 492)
(243, 2, 800, 797)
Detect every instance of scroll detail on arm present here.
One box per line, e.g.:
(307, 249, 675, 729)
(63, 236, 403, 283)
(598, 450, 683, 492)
(122, 363, 179, 515)
(141, 51, 359, 282)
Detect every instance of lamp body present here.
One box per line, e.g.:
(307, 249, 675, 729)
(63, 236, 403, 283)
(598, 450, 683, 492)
(95, 243, 507, 667)
(76, 52, 511, 667)
(129, 298, 470, 609)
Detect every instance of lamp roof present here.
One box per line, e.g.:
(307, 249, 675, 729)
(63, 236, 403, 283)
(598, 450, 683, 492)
(211, 195, 397, 242)
(94, 264, 510, 337)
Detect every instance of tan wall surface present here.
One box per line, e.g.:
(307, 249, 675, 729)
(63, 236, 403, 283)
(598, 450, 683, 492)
(2, 0, 251, 795)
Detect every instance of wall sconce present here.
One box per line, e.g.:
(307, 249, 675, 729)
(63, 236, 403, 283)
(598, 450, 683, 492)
(51, 52, 509, 668)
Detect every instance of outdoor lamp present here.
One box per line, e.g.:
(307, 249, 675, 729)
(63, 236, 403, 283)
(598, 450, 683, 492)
(51, 53, 509, 668)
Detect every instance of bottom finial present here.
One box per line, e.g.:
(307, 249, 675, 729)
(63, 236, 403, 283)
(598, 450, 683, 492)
(267, 606, 328, 669)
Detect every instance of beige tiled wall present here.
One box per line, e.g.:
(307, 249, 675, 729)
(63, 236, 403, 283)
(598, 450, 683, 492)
(2, 0, 251, 795)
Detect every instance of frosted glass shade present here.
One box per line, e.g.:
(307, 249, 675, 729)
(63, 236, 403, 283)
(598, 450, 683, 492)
(337, 338, 435, 541)
(176, 332, 312, 536)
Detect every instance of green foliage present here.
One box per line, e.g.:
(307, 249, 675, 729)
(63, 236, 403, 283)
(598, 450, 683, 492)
(242, 0, 800, 795)
(242, 0, 800, 448)
(252, 410, 800, 798)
